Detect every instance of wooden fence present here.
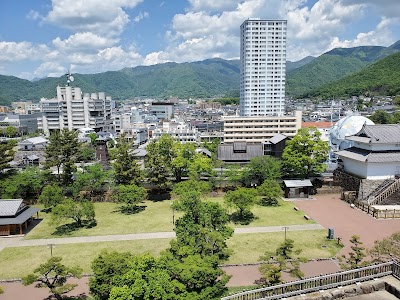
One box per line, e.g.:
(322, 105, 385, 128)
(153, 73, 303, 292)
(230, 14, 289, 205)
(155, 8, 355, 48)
(221, 261, 398, 300)
(353, 201, 400, 219)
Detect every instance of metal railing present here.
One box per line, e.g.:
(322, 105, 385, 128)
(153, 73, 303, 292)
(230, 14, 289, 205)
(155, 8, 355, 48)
(222, 261, 399, 300)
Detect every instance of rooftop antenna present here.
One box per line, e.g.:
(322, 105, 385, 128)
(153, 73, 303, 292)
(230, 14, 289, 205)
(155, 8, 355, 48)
(66, 70, 74, 86)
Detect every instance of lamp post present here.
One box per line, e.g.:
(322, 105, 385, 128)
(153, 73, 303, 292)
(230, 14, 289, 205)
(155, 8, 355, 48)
(170, 202, 175, 225)
(282, 226, 289, 241)
(47, 243, 56, 256)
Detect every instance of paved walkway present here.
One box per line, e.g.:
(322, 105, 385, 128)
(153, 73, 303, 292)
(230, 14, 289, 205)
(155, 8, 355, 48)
(0, 223, 324, 251)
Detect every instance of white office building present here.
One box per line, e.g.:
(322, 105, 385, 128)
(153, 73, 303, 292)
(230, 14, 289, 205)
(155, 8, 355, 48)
(240, 18, 287, 116)
(38, 86, 112, 135)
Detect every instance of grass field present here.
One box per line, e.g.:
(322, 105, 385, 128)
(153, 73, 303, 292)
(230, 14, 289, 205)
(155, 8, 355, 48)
(0, 230, 341, 280)
(26, 197, 314, 239)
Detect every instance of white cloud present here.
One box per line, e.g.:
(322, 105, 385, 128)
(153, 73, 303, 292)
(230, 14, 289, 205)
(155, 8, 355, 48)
(44, 0, 143, 37)
(134, 11, 149, 23)
(0, 42, 50, 62)
(187, 0, 241, 12)
(52, 32, 118, 53)
(33, 62, 66, 78)
(343, 0, 400, 18)
(328, 17, 396, 50)
(26, 10, 41, 20)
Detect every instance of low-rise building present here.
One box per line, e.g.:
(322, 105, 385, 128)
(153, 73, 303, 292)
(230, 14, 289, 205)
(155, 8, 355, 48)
(222, 111, 302, 143)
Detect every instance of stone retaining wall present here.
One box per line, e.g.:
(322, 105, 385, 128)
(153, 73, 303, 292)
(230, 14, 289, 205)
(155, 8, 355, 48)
(290, 279, 400, 300)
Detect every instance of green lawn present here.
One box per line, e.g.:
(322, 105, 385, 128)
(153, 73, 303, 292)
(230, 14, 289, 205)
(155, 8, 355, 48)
(0, 230, 341, 280)
(227, 230, 341, 264)
(26, 197, 313, 239)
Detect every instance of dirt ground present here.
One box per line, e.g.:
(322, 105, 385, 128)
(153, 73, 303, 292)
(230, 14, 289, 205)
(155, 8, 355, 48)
(1, 193, 399, 299)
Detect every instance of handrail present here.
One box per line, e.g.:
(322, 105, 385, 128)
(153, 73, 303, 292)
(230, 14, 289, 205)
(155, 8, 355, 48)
(221, 261, 396, 300)
(369, 179, 400, 205)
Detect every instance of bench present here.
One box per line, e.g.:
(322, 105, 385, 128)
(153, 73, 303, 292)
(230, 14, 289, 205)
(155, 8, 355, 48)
(304, 215, 311, 220)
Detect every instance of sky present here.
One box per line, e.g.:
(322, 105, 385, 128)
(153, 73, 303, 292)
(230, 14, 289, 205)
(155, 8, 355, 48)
(0, 0, 399, 80)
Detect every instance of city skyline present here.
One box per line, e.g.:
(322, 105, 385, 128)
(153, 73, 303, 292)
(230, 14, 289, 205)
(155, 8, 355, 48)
(0, 0, 399, 80)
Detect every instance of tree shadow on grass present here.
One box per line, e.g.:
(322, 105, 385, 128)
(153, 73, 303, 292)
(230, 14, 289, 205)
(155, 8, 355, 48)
(113, 205, 147, 215)
(230, 211, 257, 225)
(52, 220, 97, 236)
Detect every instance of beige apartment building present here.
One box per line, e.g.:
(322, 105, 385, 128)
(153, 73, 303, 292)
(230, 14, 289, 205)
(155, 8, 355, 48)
(222, 111, 302, 143)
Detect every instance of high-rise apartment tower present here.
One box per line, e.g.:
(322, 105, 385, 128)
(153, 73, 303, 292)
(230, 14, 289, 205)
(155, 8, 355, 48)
(240, 18, 287, 116)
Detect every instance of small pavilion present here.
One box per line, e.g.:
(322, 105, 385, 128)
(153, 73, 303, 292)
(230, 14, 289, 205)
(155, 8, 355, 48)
(0, 199, 40, 236)
(283, 179, 313, 198)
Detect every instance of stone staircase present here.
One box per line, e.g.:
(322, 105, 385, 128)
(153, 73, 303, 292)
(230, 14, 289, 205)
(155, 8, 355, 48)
(367, 178, 400, 205)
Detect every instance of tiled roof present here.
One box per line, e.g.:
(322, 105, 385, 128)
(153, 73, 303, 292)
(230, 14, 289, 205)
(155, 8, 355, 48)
(0, 199, 24, 217)
(337, 147, 400, 163)
(355, 124, 400, 144)
(218, 143, 263, 161)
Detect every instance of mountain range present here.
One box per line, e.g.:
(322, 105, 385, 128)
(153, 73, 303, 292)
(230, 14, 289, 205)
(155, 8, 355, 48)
(0, 41, 399, 106)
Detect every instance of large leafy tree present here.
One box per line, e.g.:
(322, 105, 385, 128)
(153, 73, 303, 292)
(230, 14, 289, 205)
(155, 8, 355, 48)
(22, 257, 82, 300)
(0, 139, 16, 175)
(188, 153, 215, 181)
(5, 126, 17, 137)
(38, 184, 64, 209)
(109, 254, 185, 300)
(90, 251, 133, 300)
(111, 184, 147, 213)
(257, 179, 283, 206)
(145, 134, 175, 191)
(51, 198, 95, 227)
(73, 163, 109, 198)
(0, 167, 50, 199)
(282, 127, 329, 178)
(45, 129, 79, 185)
(112, 134, 143, 185)
(171, 142, 196, 182)
(224, 187, 258, 220)
(243, 156, 282, 186)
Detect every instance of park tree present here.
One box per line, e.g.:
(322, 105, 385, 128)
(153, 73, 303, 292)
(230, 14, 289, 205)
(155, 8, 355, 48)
(73, 163, 109, 198)
(369, 232, 400, 262)
(0, 167, 50, 199)
(243, 156, 282, 186)
(224, 187, 258, 223)
(0, 139, 16, 175)
(172, 179, 210, 199)
(109, 254, 185, 300)
(112, 134, 143, 185)
(202, 138, 220, 160)
(145, 134, 175, 191)
(22, 257, 82, 300)
(225, 164, 247, 186)
(45, 129, 79, 185)
(89, 251, 133, 300)
(111, 184, 147, 213)
(38, 184, 64, 210)
(257, 179, 283, 206)
(257, 239, 304, 287)
(282, 128, 329, 178)
(171, 142, 196, 182)
(188, 153, 215, 181)
(51, 198, 95, 227)
(76, 143, 96, 162)
(5, 126, 17, 137)
(341, 235, 367, 269)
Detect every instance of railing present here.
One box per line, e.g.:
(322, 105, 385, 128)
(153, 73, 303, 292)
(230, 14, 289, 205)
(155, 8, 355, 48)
(221, 262, 397, 300)
(369, 179, 400, 205)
